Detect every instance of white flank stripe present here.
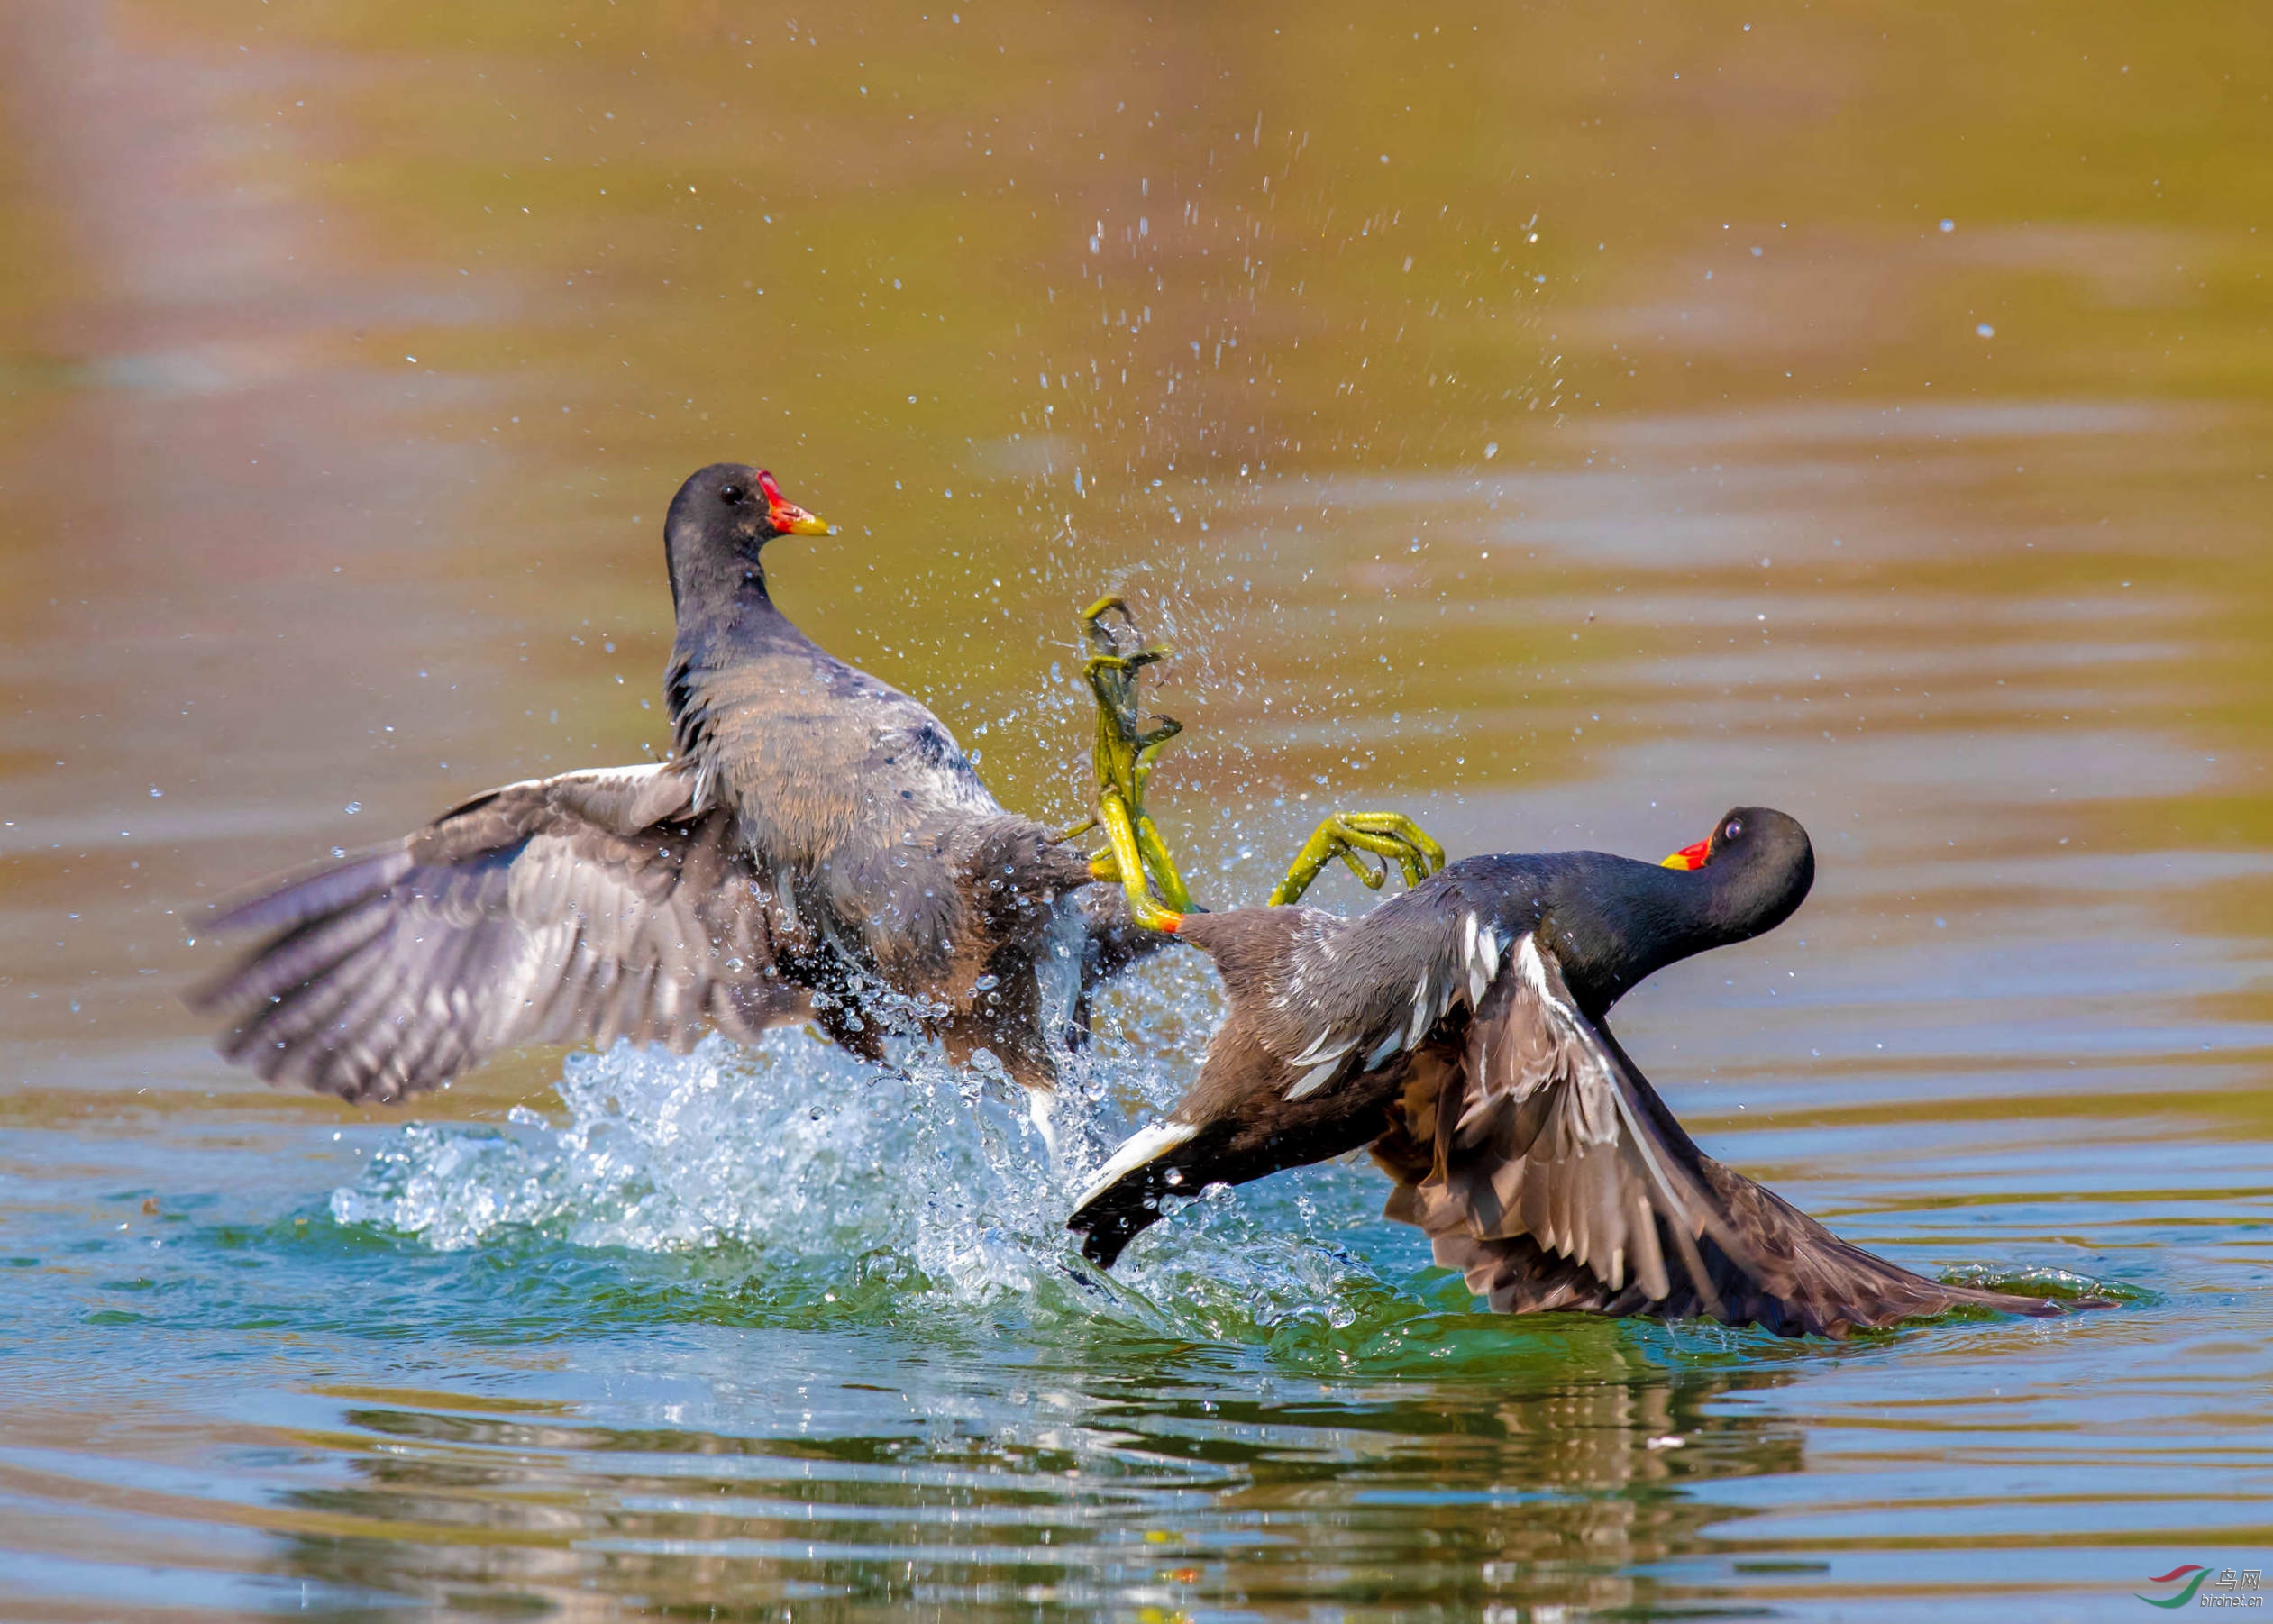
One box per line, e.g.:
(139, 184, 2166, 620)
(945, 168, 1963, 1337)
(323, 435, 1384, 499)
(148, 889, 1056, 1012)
(1073, 1120, 1200, 1211)
(1403, 973, 1433, 1051)
(1289, 1029, 1356, 1068)
(1286, 1056, 1345, 1100)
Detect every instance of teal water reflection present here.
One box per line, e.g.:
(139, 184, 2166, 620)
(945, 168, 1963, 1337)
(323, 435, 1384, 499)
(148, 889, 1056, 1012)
(4, 0, 2272, 1618)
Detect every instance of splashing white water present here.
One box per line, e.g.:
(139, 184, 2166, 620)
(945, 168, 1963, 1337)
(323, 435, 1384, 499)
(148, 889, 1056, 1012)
(329, 983, 1429, 1342)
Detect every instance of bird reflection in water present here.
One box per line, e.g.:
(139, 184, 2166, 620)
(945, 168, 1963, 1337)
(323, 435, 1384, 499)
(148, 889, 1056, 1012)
(258, 1335, 1812, 1619)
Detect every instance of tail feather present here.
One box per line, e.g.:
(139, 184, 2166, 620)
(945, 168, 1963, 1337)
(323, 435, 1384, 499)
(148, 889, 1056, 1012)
(1396, 1154, 2077, 1338)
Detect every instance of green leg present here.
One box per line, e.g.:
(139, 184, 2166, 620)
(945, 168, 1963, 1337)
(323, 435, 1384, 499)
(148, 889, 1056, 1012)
(1070, 596, 1194, 926)
(1063, 596, 1446, 925)
(1094, 789, 1187, 932)
(1268, 812, 1447, 908)
(1134, 814, 1195, 915)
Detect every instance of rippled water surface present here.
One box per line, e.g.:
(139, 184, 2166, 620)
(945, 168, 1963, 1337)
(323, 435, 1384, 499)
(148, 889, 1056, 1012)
(4, 1, 2271, 1619)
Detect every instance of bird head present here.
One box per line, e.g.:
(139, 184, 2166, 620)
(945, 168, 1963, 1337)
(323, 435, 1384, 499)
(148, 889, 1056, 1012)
(664, 461, 833, 612)
(1660, 806, 1815, 940)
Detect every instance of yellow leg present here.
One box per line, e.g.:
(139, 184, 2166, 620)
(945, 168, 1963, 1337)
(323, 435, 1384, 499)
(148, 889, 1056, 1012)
(1082, 812, 1192, 918)
(1096, 789, 1186, 931)
(1065, 596, 1445, 925)
(1134, 815, 1196, 915)
(1269, 812, 1448, 908)
(1073, 595, 1194, 925)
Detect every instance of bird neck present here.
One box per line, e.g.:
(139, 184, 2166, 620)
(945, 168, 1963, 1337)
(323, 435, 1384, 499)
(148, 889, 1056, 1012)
(671, 561, 813, 660)
(1547, 856, 1779, 1015)
(664, 561, 825, 753)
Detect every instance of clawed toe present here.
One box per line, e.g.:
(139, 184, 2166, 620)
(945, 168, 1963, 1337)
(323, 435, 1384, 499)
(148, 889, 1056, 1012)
(1069, 598, 1447, 924)
(1074, 595, 1195, 928)
(1269, 811, 1448, 907)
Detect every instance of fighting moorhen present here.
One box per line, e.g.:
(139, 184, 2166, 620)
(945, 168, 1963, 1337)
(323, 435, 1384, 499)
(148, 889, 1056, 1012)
(1069, 807, 2078, 1337)
(193, 464, 1105, 1104)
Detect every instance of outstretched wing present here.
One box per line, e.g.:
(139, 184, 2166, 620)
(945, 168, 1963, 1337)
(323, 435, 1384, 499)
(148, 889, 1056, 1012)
(1227, 886, 1489, 1100)
(189, 762, 806, 1103)
(1387, 932, 2066, 1337)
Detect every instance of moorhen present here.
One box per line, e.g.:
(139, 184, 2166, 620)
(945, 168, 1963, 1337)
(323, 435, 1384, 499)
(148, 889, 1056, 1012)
(193, 463, 1118, 1107)
(1068, 807, 2079, 1337)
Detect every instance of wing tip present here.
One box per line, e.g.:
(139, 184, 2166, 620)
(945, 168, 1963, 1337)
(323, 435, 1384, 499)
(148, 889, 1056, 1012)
(203, 848, 412, 936)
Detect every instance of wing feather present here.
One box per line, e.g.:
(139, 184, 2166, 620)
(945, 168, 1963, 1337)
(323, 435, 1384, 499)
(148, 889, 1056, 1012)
(190, 762, 808, 1102)
(1386, 931, 2069, 1336)
(1231, 888, 1483, 1102)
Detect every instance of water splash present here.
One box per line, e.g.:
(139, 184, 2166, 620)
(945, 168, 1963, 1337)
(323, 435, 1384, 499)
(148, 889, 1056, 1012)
(328, 973, 1435, 1350)
(324, 939, 2129, 1360)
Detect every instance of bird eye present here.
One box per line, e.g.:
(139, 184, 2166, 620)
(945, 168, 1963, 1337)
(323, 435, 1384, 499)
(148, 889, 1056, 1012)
(1723, 817, 1744, 842)
(718, 484, 746, 505)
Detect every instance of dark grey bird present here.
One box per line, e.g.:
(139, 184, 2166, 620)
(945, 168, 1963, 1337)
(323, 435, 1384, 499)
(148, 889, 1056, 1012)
(191, 463, 1101, 1109)
(1069, 807, 2086, 1337)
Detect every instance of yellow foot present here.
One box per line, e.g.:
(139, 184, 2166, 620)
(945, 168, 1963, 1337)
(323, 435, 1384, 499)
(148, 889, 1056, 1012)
(1072, 595, 1195, 924)
(1269, 812, 1448, 908)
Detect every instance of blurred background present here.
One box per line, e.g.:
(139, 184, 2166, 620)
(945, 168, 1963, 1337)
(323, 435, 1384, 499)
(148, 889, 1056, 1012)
(2, 2, 2269, 1619)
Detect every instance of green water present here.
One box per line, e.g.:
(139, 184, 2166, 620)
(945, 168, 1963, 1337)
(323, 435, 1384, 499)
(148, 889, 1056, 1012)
(2, 1, 2270, 1618)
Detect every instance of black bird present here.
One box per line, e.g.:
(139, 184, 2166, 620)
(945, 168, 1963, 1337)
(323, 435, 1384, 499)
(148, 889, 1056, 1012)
(1069, 807, 2078, 1337)
(192, 463, 1100, 1108)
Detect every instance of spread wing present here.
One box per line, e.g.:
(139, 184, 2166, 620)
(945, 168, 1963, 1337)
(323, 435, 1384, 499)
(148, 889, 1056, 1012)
(189, 762, 807, 1103)
(1391, 932, 1745, 1312)
(1386, 932, 2067, 1337)
(1230, 887, 1488, 1100)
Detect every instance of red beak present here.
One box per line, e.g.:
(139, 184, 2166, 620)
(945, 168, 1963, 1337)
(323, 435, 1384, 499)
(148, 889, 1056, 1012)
(757, 470, 833, 536)
(1660, 835, 1712, 871)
